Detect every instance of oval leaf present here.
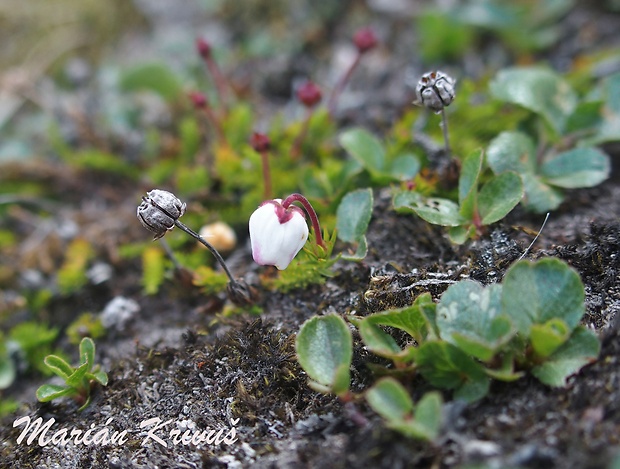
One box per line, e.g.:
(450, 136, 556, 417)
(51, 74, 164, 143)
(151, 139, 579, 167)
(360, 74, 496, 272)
(36, 384, 74, 402)
(490, 67, 577, 134)
(44, 355, 73, 380)
(437, 281, 514, 361)
(501, 258, 585, 336)
(541, 147, 610, 188)
(487, 131, 536, 175)
(410, 198, 466, 226)
(336, 188, 373, 243)
(478, 171, 524, 224)
(339, 128, 385, 173)
(296, 315, 352, 392)
(366, 377, 414, 423)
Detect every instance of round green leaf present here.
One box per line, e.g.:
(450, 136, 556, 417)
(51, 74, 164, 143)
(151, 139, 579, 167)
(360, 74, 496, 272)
(490, 67, 577, 134)
(541, 147, 610, 188)
(501, 258, 585, 336)
(120, 63, 184, 102)
(389, 153, 421, 181)
(437, 281, 514, 361)
(296, 315, 352, 391)
(478, 171, 524, 224)
(487, 131, 536, 174)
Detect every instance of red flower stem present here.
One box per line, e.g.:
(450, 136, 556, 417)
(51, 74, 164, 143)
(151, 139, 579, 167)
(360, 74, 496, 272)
(282, 193, 325, 247)
(205, 57, 231, 109)
(260, 149, 272, 199)
(328, 52, 362, 117)
(291, 107, 314, 159)
(201, 107, 227, 144)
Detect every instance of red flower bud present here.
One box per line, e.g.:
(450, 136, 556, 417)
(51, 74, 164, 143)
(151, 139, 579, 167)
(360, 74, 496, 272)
(250, 132, 271, 152)
(196, 37, 212, 59)
(296, 81, 322, 108)
(188, 91, 208, 109)
(353, 27, 378, 54)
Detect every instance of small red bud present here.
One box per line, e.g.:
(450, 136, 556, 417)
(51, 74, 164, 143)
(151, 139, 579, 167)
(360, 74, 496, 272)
(296, 81, 322, 108)
(353, 27, 378, 54)
(196, 37, 212, 59)
(250, 132, 271, 152)
(188, 91, 208, 109)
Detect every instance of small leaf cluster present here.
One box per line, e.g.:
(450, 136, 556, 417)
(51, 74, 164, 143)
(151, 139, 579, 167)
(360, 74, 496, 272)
(394, 149, 523, 243)
(296, 313, 442, 441)
(488, 67, 612, 213)
(36, 337, 108, 411)
(295, 258, 600, 438)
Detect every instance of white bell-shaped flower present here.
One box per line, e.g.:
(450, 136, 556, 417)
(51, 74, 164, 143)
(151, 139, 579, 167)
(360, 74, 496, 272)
(249, 200, 309, 270)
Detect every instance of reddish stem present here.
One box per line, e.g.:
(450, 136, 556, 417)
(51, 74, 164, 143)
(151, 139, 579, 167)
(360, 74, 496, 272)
(204, 56, 231, 109)
(291, 107, 314, 159)
(282, 193, 325, 247)
(200, 107, 226, 144)
(328, 52, 362, 117)
(260, 150, 272, 199)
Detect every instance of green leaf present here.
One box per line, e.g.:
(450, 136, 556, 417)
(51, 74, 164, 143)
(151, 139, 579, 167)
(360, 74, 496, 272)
(501, 258, 585, 336)
(358, 321, 403, 359)
(92, 370, 109, 386)
(454, 377, 491, 402)
(339, 128, 385, 174)
(66, 361, 90, 389)
(531, 326, 600, 387)
(43, 355, 74, 380)
(530, 318, 571, 358)
(341, 236, 368, 261)
(487, 131, 537, 174)
(490, 66, 577, 134)
(478, 171, 524, 224)
(336, 188, 373, 243)
(409, 198, 466, 227)
(296, 315, 352, 395)
(541, 147, 610, 188)
(389, 153, 421, 181)
(521, 173, 563, 213)
(437, 281, 514, 361)
(414, 341, 489, 401)
(392, 190, 422, 212)
(412, 391, 443, 440)
(366, 377, 414, 423)
(119, 63, 183, 102)
(36, 384, 74, 402)
(0, 356, 15, 390)
(458, 149, 483, 219)
(79, 337, 96, 369)
(364, 294, 437, 344)
(484, 353, 525, 382)
(366, 380, 443, 440)
(448, 225, 474, 244)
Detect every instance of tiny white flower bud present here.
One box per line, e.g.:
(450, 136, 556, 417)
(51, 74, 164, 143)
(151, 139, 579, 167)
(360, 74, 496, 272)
(414, 71, 456, 113)
(137, 189, 186, 240)
(249, 200, 309, 270)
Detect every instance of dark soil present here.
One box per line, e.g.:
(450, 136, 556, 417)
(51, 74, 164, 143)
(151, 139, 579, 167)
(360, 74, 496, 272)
(2, 1, 620, 468)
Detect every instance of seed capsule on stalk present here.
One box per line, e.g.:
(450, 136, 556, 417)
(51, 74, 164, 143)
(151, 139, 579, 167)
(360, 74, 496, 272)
(137, 189, 186, 240)
(414, 71, 456, 113)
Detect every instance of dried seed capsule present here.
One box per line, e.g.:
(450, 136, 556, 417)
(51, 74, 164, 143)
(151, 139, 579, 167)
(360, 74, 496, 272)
(137, 189, 186, 240)
(414, 71, 456, 113)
